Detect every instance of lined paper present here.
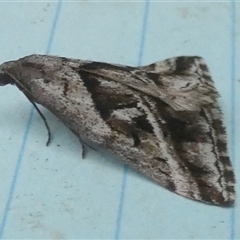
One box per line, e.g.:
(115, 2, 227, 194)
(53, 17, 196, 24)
(0, 1, 239, 239)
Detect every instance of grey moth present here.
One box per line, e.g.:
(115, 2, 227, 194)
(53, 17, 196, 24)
(0, 54, 235, 206)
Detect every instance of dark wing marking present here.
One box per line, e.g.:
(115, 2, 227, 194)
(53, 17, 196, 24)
(78, 57, 218, 112)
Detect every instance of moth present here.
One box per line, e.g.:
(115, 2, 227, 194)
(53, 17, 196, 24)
(0, 54, 235, 206)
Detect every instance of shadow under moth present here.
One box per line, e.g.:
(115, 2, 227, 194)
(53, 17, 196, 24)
(0, 54, 235, 207)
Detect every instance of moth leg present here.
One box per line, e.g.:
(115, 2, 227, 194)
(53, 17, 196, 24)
(72, 131, 96, 159)
(78, 135, 86, 159)
(25, 95, 52, 146)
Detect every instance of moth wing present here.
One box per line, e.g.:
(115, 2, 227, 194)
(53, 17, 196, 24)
(80, 57, 219, 112)
(138, 56, 219, 111)
(77, 57, 235, 206)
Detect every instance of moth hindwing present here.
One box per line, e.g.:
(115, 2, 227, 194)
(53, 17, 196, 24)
(0, 54, 235, 207)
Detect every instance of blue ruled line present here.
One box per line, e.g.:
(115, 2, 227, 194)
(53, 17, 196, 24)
(0, 108, 35, 239)
(46, 0, 62, 54)
(114, 1, 150, 239)
(138, 0, 150, 66)
(114, 165, 128, 240)
(230, 0, 236, 240)
(0, 1, 62, 238)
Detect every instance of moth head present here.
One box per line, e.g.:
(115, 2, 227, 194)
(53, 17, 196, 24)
(0, 61, 17, 86)
(0, 55, 56, 98)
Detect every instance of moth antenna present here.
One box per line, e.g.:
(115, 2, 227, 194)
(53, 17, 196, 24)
(4, 71, 52, 146)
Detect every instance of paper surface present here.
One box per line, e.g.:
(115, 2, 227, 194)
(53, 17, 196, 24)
(0, 1, 239, 239)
